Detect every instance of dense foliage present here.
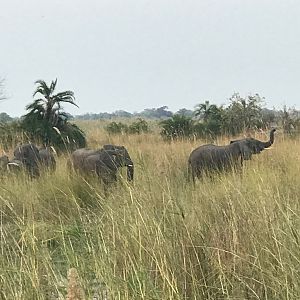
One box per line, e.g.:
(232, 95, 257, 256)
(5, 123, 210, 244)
(105, 118, 149, 135)
(160, 115, 195, 140)
(21, 79, 86, 150)
(160, 94, 300, 140)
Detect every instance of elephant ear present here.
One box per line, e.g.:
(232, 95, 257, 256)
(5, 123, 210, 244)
(246, 138, 266, 154)
(238, 140, 253, 160)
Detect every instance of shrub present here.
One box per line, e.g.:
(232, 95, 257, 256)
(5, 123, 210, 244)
(105, 122, 128, 135)
(127, 118, 149, 134)
(160, 115, 194, 140)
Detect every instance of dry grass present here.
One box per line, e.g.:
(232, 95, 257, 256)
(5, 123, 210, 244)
(0, 120, 299, 299)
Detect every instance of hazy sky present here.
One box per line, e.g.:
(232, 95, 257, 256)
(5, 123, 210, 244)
(1, 0, 300, 117)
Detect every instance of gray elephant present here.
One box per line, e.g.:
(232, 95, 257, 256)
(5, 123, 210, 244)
(13, 143, 41, 177)
(39, 148, 56, 172)
(188, 129, 276, 182)
(70, 145, 134, 185)
(102, 144, 134, 181)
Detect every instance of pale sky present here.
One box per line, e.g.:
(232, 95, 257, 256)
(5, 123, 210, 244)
(1, 0, 300, 117)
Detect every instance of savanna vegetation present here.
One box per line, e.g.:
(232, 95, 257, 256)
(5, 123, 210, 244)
(1, 79, 300, 299)
(0, 119, 300, 299)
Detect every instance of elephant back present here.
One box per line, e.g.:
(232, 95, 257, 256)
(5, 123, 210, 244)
(70, 148, 101, 171)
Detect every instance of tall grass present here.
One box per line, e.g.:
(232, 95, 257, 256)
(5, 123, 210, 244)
(0, 122, 299, 299)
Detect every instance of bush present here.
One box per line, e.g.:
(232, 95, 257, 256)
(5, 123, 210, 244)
(127, 118, 149, 134)
(105, 122, 128, 135)
(105, 119, 149, 135)
(160, 115, 194, 140)
(193, 119, 222, 139)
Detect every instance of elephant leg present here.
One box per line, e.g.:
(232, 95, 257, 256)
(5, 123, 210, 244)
(26, 162, 40, 178)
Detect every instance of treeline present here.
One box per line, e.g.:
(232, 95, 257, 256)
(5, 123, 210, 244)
(75, 106, 193, 120)
(104, 93, 300, 139)
(1, 91, 300, 146)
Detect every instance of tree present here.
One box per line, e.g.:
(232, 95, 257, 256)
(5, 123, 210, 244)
(160, 115, 194, 140)
(193, 101, 224, 138)
(194, 101, 220, 123)
(22, 79, 86, 150)
(223, 93, 264, 135)
(175, 108, 194, 117)
(25, 79, 78, 126)
(138, 106, 173, 119)
(0, 112, 13, 123)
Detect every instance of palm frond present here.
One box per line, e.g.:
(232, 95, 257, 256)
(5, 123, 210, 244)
(33, 80, 50, 97)
(25, 99, 46, 110)
(53, 91, 78, 107)
(49, 78, 58, 94)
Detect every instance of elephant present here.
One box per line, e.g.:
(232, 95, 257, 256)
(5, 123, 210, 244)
(0, 144, 57, 177)
(39, 148, 56, 172)
(188, 128, 276, 182)
(13, 143, 41, 177)
(102, 144, 134, 181)
(70, 145, 134, 185)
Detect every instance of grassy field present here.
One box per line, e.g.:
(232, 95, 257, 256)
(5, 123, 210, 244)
(0, 121, 300, 299)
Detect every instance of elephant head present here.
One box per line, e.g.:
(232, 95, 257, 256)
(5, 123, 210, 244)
(230, 128, 276, 160)
(102, 144, 134, 181)
(13, 143, 41, 177)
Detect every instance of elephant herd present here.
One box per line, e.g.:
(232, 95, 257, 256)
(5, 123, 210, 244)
(0, 144, 56, 177)
(0, 143, 134, 185)
(0, 129, 276, 185)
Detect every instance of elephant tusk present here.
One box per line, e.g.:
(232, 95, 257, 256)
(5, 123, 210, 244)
(8, 162, 21, 166)
(127, 164, 134, 167)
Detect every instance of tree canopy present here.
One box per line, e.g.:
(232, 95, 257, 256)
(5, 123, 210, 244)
(21, 79, 86, 150)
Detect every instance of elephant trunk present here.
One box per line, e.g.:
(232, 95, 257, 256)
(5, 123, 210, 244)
(127, 164, 134, 181)
(263, 128, 276, 148)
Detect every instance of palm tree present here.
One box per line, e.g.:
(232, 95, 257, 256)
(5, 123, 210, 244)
(194, 100, 219, 123)
(26, 79, 78, 127)
(22, 79, 86, 150)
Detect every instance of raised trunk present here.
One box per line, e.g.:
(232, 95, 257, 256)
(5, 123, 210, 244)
(263, 128, 276, 148)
